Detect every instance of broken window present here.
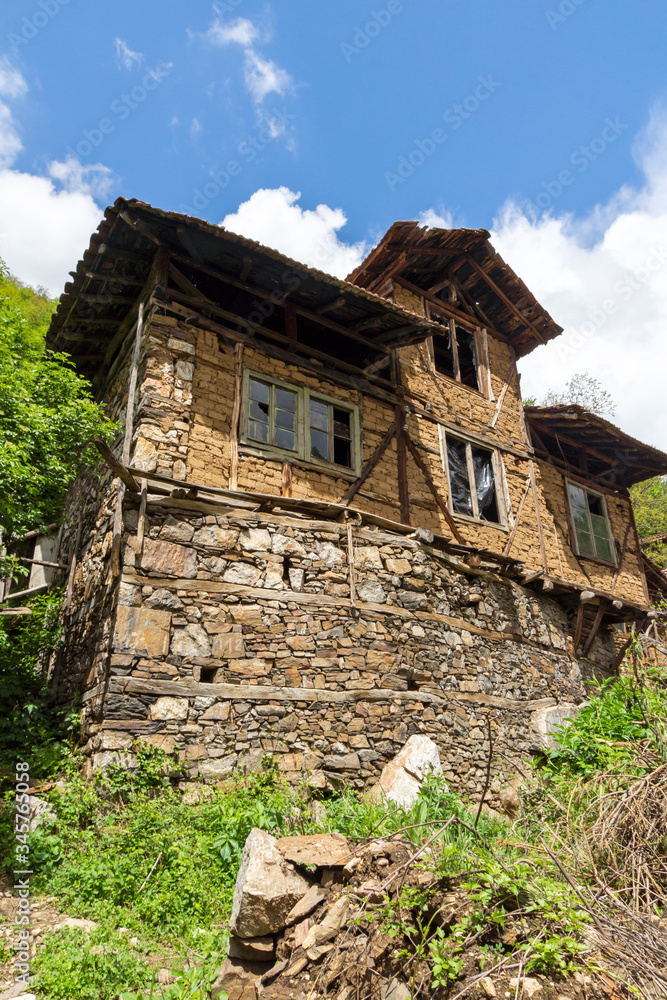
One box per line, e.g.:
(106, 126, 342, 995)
(242, 371, 359, 472)
(444, 434, 501, 524)
(567, 482, 615, 563)
(427, 308, 479, 390)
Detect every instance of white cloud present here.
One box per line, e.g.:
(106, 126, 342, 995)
(486, 107, 667, 451)
(0, 57, 28, 98)
(419, 208, 456, 230)
(47, 156, 115, 201)
(221, 187, 367, 279)
(0, 166, 105, 295)
(0, 101, 23, 168)
(243, 49, 293, 104)
(206, 17, 259, 47)
(115, 38, 143, 71)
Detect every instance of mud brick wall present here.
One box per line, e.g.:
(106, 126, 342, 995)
(81, 503, 617, 802)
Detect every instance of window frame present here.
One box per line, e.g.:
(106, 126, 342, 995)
(425, 307, 492, 399)
(565, 479, 617, 566)
(240, 370, 361, 475)
(439, 427, 507, 529)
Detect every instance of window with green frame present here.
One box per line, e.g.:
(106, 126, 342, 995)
(241, 372, 359, 472)
(567, 481, 616, 563)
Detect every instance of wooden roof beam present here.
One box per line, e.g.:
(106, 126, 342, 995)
(462, 256, 547, 344)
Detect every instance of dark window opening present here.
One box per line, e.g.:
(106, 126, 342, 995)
(446, 436, 500, 524)
(456, 327, 479, 389)
(309, 399, 353, 469)
(282, 556, 291, 584)
(200, 666, 218, 683)
(432, 330, 456, 380)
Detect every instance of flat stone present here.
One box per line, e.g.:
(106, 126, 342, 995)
(272, 534, 307, 556)
(228, 935, 275, 961)
(229, 828, 311, 939)
(159, 517, 195, 543)
(223, 563, 262, 587)
(276, 833, 350, 868)
(284, 884, 328, 926)
(193, 525, 239, 549)
(300, 896, 350, 950)
(322, 753, 360, 771)
(480, 978, 497, 998)
(370, 734, 443, 809)
(397, 590, 428, 610)
(317, 542, 344, 567)
(356, 580, 386, 604)
(212, 633, 246, 658)
(509, 979, 543, 998)
(95, 731, 134, 751)
(171, 624, 212, 658)
(149, 696, 189, 721)
(141, 537, 197, 578)
(91, 751, 139, 772)
(385, 558, 412, 575)
(114, 605, 171, 658)
(382, 979, 411, 1000)
(53, 917, 99, 932)
(200, 702, 231, 722)
(211, 957, 272, 1000)
(530, 703, 579, 749)
(199, 755, 238, 781)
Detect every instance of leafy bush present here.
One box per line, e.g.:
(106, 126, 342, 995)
(32, 926, 151, 1000)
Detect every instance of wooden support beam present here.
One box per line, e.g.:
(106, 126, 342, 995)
(281, 463, 292, 498)
(528, 459, 548, 574)
(573, 603, 585, 653)
(136, 479, 148, 562)
(503, 480, 532, 557)
(94, 439, 140, 492)
(339, 418, 398, 506)
(64, 521, 83, 609)
(463, 256, 547, 344)
(405, 434, 465, 544)
(582, 602, 606, 658)
(228, 343, 244, 491)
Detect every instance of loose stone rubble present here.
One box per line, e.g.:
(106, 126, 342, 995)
(369, 734, 443, 809)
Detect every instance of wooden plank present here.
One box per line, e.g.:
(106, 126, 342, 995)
(94, 439, 140, 493)
(490, 369, 514, 428)
(64, 521, 83, 609)
(282, 462, 292, 498)
(122, 301, 144, 466)
(228, 343, 244, 490)
(136, 479, 148, 561)
(573, 603, 585, 653)
(339, 418, 397, 505)
(405, 434, 465, 544)
(502, 480, 531, 557)
(393, 354, 410, 526)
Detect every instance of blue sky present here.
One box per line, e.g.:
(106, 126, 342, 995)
(1, 0, 667, 446)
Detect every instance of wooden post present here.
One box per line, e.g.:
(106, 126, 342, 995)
(229, 343, 244, 490)
(281, 463, 292, 498)
(64, 520, 83, 610)
(136, 479, 148, 563)
(392, 352, 410, 526)
(582, 602, 606, 658)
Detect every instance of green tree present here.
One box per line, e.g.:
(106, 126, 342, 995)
(0, 258, 116, 549)
(630, 476, 667, 569)
(541, 372, 616, 417)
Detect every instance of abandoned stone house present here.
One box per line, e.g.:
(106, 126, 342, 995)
(12, 199, 667, 798)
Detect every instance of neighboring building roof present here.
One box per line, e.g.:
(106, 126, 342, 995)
(47, 199, 462, 381)
(347, 221, 563, 358)
(525, 404, 667, 488)
(642, 551, 667, 603)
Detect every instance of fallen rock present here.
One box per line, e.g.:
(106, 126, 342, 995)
(53, 917, 99, 932)
(284, 883, 328, 926)
(229, 828, 311, 939)
(369, 734, 443, 809)
(382, 980, 411, 1000)
(300, 896, 350, 950)
(276, 833, 351, 868)
(211, 957, 272, 1000)
(499, 785, 521, 819)
(228, 935, 275, 962)
(480, 977, 497, 997)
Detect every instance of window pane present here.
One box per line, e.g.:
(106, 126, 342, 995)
(248, 420, 268, 443)
(249, 379, 270, 404)
(447, 438, 473, 516)
(594, 536, 614, 562)
(456, 327, 478, 389)
(576, 530, 595, 556)
(276, 388, 296, 411)
(333, 408, 351, 439)
(590, 513, 610, 540)
(310, 399, 328, 431)
(310, 428, 329, 461)
(471, 446, 499, 523)
(249, 399, 269, 423)
(275, 408, 295, 430)
(568, 484, 587, 509)
(333, 437, 352, 468)
(572, 507, 590, 534)
(432, 331, 455, 379)
(275, 428, 296, 451)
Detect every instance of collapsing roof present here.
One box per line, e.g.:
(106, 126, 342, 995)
(348, 221, 563, 357)
(525, 405, 667, 489)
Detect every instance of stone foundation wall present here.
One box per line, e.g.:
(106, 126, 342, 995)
(80, 499, 617, 801)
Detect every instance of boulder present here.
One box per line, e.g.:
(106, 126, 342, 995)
(228, 935, 275, 961)
(229, 828, 311, 939)
(370, 735, 443, 809)
(276, 833, 350, 868)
